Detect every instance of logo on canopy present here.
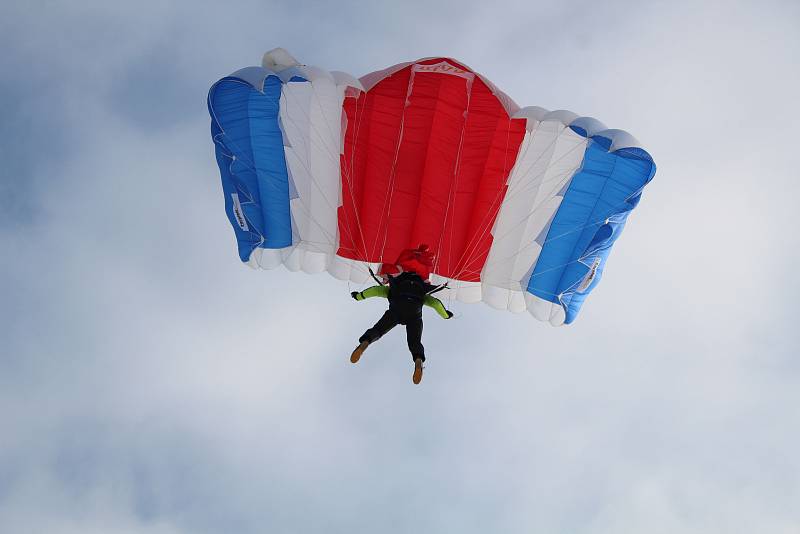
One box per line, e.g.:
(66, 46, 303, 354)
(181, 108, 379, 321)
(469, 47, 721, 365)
(412, 61, 475, 80)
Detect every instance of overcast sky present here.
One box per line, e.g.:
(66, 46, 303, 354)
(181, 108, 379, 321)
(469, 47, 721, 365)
(1, 1, 799, 532)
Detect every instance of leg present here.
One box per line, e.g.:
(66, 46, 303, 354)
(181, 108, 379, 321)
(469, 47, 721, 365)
(405, 317, 425, 362)
(406, 317, 425, 384)
(352, 310, 399, 364)
(360, 310, 399, 344)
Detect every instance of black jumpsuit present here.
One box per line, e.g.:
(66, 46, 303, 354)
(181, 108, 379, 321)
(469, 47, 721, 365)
(358, 273, 436, 362)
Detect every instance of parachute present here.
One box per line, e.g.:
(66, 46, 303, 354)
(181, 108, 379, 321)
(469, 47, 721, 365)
(207, 48, 656, 325)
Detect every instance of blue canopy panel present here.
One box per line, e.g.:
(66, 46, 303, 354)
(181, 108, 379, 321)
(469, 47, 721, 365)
(208, 68, 294, 262)
(526, 132, 656, 323)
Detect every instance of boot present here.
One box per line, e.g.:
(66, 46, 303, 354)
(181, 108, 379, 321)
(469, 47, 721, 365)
(412, 357, 424, 384)
(350, 340, 369, 363)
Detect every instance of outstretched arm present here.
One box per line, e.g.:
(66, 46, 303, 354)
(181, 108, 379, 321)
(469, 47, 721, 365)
(424, 295, 454, 319)
(351, 285, 390, 301)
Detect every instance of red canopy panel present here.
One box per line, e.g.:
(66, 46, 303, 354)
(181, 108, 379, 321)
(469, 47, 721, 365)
(337, 58, 526, 282)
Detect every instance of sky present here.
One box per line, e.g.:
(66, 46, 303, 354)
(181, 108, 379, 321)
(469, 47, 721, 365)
(1, 0, 799, 532)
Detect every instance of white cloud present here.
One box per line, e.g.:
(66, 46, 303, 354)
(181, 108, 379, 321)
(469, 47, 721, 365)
(1, 0, 798, 532)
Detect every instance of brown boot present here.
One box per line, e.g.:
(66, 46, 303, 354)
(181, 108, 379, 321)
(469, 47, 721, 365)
(412, 358, 424, 384)
(350, 341, 369, 363)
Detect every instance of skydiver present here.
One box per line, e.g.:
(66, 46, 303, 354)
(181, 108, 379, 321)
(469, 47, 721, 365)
(349, 244, 453, 384)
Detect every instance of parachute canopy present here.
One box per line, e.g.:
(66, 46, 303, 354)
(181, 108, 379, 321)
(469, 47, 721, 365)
(207, 48, 656, 325)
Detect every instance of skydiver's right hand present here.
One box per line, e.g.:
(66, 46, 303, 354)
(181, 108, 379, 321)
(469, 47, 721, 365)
(351, 291, 362, 301)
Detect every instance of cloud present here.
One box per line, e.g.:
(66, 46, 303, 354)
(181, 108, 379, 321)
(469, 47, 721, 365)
(1, 0, 799, 532)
